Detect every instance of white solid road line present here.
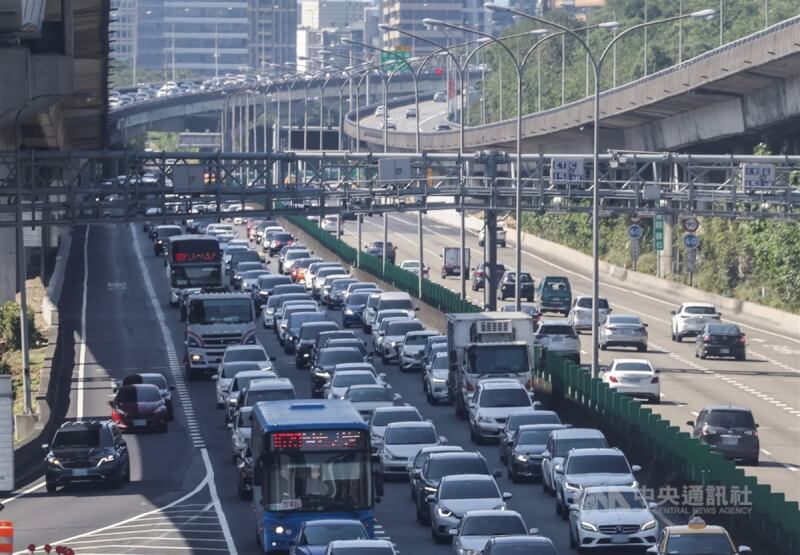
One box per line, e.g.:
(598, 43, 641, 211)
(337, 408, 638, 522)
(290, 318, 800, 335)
(130, 222, 238, 554)
(77, 225, 90, 420)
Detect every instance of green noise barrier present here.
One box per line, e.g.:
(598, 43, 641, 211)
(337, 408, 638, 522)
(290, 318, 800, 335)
(287, 215, 482, 314)
(540, 351, 800, 554)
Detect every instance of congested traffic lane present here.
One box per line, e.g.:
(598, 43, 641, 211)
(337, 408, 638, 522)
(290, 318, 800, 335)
(5, 224, 214, 553)
(339, 212, 800, 501)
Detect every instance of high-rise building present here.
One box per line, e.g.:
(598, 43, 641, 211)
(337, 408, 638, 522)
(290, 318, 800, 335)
(381, 1, 466, 56)
(296, 0, 373, 73)
(113, 0, 297, 79)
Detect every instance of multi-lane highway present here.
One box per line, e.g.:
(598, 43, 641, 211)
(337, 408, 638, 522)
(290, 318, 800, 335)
(363, 98, 453, 133)
(339, 212, 800, 503)
(3, 214, 795, 553)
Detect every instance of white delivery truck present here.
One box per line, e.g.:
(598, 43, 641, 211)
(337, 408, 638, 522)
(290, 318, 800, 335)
(446, 312, 536, 419)
(440, 247, 470, 279)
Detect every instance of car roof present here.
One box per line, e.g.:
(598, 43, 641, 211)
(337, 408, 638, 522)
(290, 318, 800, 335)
(334, 370, 375, 377)
(582, 485, 641, 494)
(385, 318, 420, 326)
(385, 421, 434, 430)
(611, 358, 653, 367)
(463, 509, 521, 519)
(133, 372, 166, 380)
(538, 319, 573, 326)
(441, 473, 495, 483)
(681, 302, 716, 308)
(373, 406, 419, 415)
(428, 451, 484, 462)
(248, 378, 293, 391)
(304, 519, 365, 527)
(335, 363, 376, 372)
(406, 330, 438, 337)
(490, 536, 555, 546)
(225, 345, 265, 353)
(479, 379, 526, 390)
(329, 539, 394, 547)
(232, 370, 275, 379)
(319, 347, 362, 355)
(552, 428, 605, 439)
(517, 424, 567, 433)
(346, 384, 384, 391)
(566, 447, 622, 458)
(379, 292, 411, 300)
(57, 420, 110, 431)
(419, 445, 463, 455)
(702, 405, 753, 412)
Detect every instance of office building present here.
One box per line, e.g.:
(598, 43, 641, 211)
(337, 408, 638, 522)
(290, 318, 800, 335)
(381, 1, 466, 56)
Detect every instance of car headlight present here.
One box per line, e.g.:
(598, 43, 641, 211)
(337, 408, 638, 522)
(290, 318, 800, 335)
(96, 454, 117, 466)
(641, 519, 656, 531)
(460, 550, 481, 555)
(46, 456, 62, 467)
(344, 308, 354, 315)
(580, 521, 599, 532)
(314, 370, 330, 379)
(565, 482, 582, 492)
(478, 416, 495, 423)
(436, 506, 452, 518)
(244, 335, 257, 345)
(390, 341, 398, 348)
(423, 485, 437, 493)
(514, 454, 529, 462)
(187, 336, 201, 347)
(628, 480, 638, 488)
(432, 378, 446, 384)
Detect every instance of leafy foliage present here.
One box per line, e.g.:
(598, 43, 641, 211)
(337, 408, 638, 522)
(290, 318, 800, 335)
(0, 302, 36, 351)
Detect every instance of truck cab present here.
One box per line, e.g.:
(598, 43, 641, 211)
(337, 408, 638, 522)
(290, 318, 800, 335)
(184, 293, 257, 379)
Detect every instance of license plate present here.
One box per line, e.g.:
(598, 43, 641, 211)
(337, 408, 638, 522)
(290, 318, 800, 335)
(551, 337, 562, 342)
(134, 419, 147, 427)
(719, 348, 729, 354)
(73, 468, 88, 477)
(722, 435, 738, 445)
(611, 536, 627, 544)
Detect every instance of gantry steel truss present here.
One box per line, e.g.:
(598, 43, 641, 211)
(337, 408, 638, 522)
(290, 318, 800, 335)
(0, 149, 799, 228)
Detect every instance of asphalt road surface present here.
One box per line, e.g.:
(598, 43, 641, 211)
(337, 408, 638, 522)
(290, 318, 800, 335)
(338, 212, 800, 504)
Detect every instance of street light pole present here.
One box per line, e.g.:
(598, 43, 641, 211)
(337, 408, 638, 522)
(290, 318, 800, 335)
(486, 2, 715, 376)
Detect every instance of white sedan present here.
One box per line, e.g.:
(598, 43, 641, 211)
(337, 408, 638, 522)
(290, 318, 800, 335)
(671, 302, 721, 342)
(601, 358, 660, 403)
(399, 260, 429, 277)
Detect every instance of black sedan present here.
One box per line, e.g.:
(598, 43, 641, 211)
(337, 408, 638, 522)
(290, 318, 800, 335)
(499, 271, 534, 301)
(365, 241, 396, 264)
(472, 262, 506, 291)
(695, 323, 746, 360)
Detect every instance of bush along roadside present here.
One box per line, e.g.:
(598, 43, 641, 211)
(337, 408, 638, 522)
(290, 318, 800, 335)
(519, 211, 800, 314)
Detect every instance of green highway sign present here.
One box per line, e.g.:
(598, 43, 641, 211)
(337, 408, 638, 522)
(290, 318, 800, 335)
(380, 50, 411, 72)
(654, 215, 664, 251)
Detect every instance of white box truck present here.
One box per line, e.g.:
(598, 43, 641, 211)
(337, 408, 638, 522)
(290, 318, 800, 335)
(441, 247, 470, 279)
(446, 312, 536, 419)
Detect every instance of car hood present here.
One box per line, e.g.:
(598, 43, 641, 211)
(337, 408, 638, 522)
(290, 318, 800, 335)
(351, 401, 394, 412)
(117, 400, 163, 415)
(457, 536, 494, 552)
(440, 498, 504, 517)
(565, 473, 635, 487)
(514, 443, 547, 456)
(402, 345, 425, 355)
(384, 443, 436, 460)
(580, 508, 654, 526)
(477, 407, 529, 420)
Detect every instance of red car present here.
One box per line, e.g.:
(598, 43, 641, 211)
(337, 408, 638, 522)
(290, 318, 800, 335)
(109, 384, 169, 432)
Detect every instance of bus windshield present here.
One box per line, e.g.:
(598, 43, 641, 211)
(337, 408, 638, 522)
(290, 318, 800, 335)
(265, 451, 371, 513)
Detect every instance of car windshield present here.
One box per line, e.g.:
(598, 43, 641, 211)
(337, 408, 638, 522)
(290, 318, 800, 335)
(243, 270, 269, 280)
(433, 356, 448, 370)
(189, 299, 252, 324)
(245, 388, 295, 405)
(576, 297, 609, 309)
(543, 280, 570, 293)
(461, 515, 526, 536)
(665, 533, 735, 554)
(116, 385, 162, 403)
(273, 233, 292, 242)
(379, 299, 413, 311)
(386, 322, 424, 336)
(53, 429, 100, 448)
(372, 410, 420, 426)
(554, 437, 607, 457)
(333, 374, 376, 387)
(581, 491, 647, 510)
(289, 313, 325, 329)
(320, 351, 364, 366)
(608, 316, 641, 325)
(509, 413, 560, 430)
(405, 334, 433, 346)
(567, 455, 629, 474)
(466, 345, 528, 374)
(518, 429, 556, 445)
(347, 293, 372, 307)
(539, 325, 576, 336)
(480, 388, 531, 408)
(706, 410, 755, 428)
(258, 276, 291, 289)
(267, 294, 307, 309)
(139, 375, 167, 389)
(300, 324, 339, 340)
(347, 388, 391, 402)
(427, 458, 488, 480)
(286, 251, 311, 260)
(232, 375, 264, 392)
(613, 361, 653, 372)
(707, 324, 740, 335)
(236, 263, 262, 273)
(332, 281, 357, 292)
(225, 348, 267, 363)
(440, 480, 498, 500)
(302, 523, 367, 545)
(685, 306, 717, 315)
(385, 426, 436, 445)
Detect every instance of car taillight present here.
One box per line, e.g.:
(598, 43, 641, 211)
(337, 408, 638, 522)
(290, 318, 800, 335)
(526, 378, 533, 390)
(739, 335, 746, 344)
(744, 430, 757, 437)
(651, 376, 659, 384)
(608, 375, 618, 383)
(466, 382, 474, 391)
(476, 271, 483, 277)
(703, 335, 711, 343)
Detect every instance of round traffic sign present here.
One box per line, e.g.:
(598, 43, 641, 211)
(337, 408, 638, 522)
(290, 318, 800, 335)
(684, 233, 700, 250)
(682, 217, 700, 233)
(628, 224, 643, 239)
(629, 214, 641, 224)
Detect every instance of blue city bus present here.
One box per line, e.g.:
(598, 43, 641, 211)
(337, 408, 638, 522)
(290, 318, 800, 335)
(251, 400, 383, 553)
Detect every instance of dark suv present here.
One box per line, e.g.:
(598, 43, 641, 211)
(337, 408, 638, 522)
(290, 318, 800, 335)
(687, 406, 759, 465)
(535, 276, 572, 316)
(44, 420, 131, 492)
(365, 241, 396, 264)
(499, 272, 534, 301)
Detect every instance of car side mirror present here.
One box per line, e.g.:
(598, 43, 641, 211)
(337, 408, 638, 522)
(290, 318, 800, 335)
(686, 420, 694, 427)
(646, 547, 658, 554)
(211, 374, 219, 381)
(670, 310, 676, 315)
(738, 546, 751, 553)
(502, 492, 512, 500)
(412, 469, 421, 479)
(529, 527, 539, 535)
(41, 443, 49, 451)
(425, 494, 435, 503)
(169, 385, 176, 390)
(227, 422, 233, 429)
(414, 307, 420, 311)
(439, 436, 448, 445)
(493, 469, 502, 478)
(379, 373, 387, 379)
(542, 450, 551, 459)
(648, 502, 659, 509)
(107, 400, 114, 407)
(393, 393, 402, 402)
(269, 356, 277, 361)
(554, 464, 563, 474)
(632, 464, 642, 473)
(532, 400, 542, 409)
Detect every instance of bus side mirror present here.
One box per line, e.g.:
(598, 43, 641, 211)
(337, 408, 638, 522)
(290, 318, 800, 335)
(374, 469, 384, 497)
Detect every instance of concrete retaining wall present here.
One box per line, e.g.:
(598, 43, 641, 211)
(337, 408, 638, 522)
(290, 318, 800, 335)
(426, 209, 800, 335)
